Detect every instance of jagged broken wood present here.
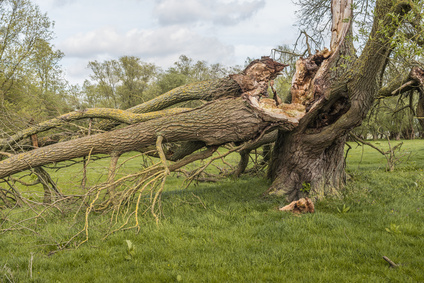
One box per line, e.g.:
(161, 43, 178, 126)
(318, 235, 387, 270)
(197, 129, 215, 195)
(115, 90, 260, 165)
(279, 197, 315, 214)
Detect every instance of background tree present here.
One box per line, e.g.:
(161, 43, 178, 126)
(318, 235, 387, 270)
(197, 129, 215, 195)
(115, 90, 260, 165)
(84, 59, 121, 108)
(116, 56, 157, 109)
(83, 55, 239, 110)
(0, 0, 69, 133)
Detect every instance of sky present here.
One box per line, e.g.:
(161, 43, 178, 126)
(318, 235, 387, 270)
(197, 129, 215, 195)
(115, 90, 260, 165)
(32, 0, 300, 85)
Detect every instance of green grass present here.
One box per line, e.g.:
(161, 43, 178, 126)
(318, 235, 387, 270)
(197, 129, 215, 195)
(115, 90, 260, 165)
(1, 140, 424, 282)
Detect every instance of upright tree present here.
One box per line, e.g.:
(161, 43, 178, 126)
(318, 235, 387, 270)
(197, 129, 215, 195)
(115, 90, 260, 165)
(0, 0, 68, 131)
(116, 56, 157, 108)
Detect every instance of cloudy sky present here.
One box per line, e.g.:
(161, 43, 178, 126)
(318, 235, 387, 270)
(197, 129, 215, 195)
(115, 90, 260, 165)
(32, 0, 299, 85)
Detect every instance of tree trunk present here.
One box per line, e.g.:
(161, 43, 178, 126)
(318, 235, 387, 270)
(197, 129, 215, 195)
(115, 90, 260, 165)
(268, 130, 347, 200)
(417, 90, 424, 135)
(267, 0, 413, 201)
(0, 0, 419, 206)
(0, 97, 298, 179)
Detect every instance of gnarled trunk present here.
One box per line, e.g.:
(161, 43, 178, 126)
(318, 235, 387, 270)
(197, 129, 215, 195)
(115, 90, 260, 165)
(268, 130, 347, 200)
(267, 0, 413, 201)
(0, 58, 304, 179)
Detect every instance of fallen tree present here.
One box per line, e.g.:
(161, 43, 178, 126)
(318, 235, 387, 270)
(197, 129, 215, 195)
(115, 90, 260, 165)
(0, 58, 302, 178)
(0, 0, 423, 208)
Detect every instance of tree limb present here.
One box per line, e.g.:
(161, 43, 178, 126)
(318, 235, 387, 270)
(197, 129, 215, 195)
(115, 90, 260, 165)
(0, 96, 298, 179)
(377, 67, 424, 98)
(0, 107, 190, 149)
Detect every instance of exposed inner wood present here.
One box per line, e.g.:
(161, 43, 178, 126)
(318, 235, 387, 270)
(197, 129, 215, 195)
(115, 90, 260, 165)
(232, 56, 307, 125)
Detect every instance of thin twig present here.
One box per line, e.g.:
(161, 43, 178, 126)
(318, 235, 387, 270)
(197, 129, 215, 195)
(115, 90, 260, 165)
(383, 256, 399, 268)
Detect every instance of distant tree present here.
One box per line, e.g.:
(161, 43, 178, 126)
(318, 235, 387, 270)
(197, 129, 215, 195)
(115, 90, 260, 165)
(156, 55, 237, 94)
(84, 55, 238, 110)
(85, 60, 121, 108)
(355, 95, 419, 140)
(0, 0, 69, 132)
(84, 57, 158, 109)
(116, 56, 157, 108)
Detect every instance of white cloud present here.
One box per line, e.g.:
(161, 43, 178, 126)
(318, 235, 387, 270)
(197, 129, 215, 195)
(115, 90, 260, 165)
(154, 0, 266, 26)
(58, 25, 235, 83)
(32, 0, 300, 85)
(60, 57, 92, 85)
(34, 0, 76, 8)
(60, 26, 233, 58)
(233, 44, 274, 63)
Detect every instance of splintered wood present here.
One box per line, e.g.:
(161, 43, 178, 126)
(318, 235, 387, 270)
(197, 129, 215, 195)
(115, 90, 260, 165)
(232, 56, 307, 124)
(280, 197, 315, 214)
(291, 49, 332, 106)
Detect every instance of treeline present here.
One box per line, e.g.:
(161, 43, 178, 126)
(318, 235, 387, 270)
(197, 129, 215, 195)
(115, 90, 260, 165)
(0, 0, 70, 135)
(76, 55, 241, 110)
(353, 96, 420, 140)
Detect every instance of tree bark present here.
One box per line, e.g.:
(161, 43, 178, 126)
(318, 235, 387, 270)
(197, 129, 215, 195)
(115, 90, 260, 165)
(268, 131, 347, 200)
(267, 0, 413, 201)
(417, 91, 424, 135)
(0, 108, 190, 149)
(96, 77, 243, 132)
(0, 97, 297, 179)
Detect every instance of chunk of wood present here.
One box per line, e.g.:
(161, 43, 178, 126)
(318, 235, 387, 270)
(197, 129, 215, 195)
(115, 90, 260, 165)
(280, 197, 315, 214)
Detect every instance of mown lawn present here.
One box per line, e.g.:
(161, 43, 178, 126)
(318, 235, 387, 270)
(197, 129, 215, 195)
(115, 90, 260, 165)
(1, 140, 423, 282)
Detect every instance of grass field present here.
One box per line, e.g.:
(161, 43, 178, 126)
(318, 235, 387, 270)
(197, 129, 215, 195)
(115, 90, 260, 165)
(1, 140, 424, 282)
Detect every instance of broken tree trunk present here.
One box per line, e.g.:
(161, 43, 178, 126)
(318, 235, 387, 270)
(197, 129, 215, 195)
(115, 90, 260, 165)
(0, 0, 417, 204)
(96, 76, 244, 132)
(267, 0, 413, 201)
(0, 108, 191, 149)
(0, 98, 300, 179)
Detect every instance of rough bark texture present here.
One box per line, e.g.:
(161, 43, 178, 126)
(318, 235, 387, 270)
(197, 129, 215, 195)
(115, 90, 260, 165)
(97, 77, 243, 131)
(0, 98, 291, 179)
(0, 0, 420, 205)
(0, 108, 190, 149)
(267, 0, 413, 201)
(417, 91, 424, 133)
(377, 67, 424, 99)
(0, 57, 308, 181)
(269, 132, 347, 200)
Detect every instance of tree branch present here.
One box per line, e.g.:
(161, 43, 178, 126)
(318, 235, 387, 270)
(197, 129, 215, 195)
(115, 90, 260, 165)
(0, 107, 190, 149)
(0, 97, 293, 179)
(377, 67, 424, 98)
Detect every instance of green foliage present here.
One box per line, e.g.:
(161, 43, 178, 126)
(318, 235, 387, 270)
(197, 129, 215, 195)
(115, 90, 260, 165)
(0, 0, 71, 132)
(337, 204, 351, 214)
(385, 223, 402, 235)
(383, 1, 424, 64)
(353, 95, 420, 139)
(125, 240, 136, 260)
(83, 54, 238, 110)
(300, 181, 311, 193)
